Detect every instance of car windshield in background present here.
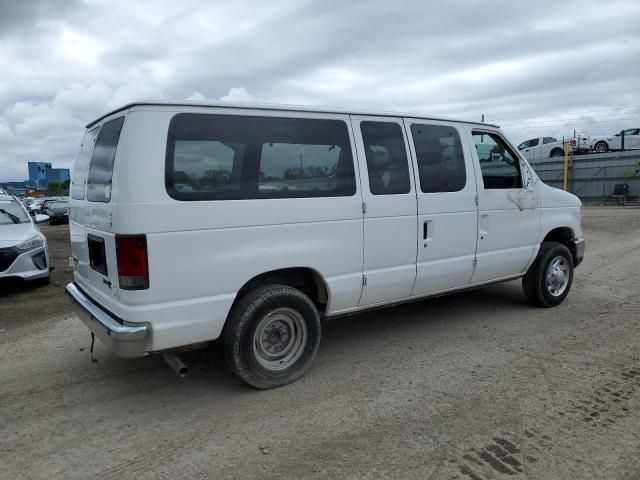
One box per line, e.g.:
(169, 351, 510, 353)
(0, 200, 30, 225)
(49, 201, 69, 211)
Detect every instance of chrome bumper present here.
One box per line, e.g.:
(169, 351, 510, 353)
(573, 237, 585, 267)
(66, 282, 149, 357)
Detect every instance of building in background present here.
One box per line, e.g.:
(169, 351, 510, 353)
(27, 161, 70, 189)
(46, 167, 70, 183)
(28, 162, 52, 187)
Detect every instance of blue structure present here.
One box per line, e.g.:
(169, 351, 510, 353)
(27, 162, 70, 187)
(28, 162, 52, 187)
(47, 168, 70, 183)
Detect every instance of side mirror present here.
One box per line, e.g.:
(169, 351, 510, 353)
(34, 214, 49, 224)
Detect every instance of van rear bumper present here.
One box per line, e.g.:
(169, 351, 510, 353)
(66, 282, 149, 357)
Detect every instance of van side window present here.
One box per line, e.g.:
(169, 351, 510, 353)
(71, 127, 99, 200)
(86, 117, 125, 202)
(472, 131, 522, 189)
(410, 124, 466, 193)
(360, 122, 411, 195)
(166, 114, 356, 200)
(543, 137, 557, 144)
(173, 140, 243, 194)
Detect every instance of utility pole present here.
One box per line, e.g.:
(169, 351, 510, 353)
(481, 114, 485, 123)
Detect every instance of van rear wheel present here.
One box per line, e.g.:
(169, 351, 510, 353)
(223, 284, 321, 389)
(522, 241, 574, 307)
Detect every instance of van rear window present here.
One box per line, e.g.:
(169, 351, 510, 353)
(86, 116, 125, 203)
(71, 127, 99, 200)
(165, 114, 356, 200)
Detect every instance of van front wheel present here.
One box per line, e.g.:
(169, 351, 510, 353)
(223, 284, 321, 389)
(522, 242, 574, 307)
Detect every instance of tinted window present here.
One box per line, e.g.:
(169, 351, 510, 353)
(529, 138, 539, 147)
(472, 131, 522, 189)
(166, 114, 356, 200)
(360, 122, 410, 195)
(411, 124, 466, 193)
(543, 137, 557, 144)
(86, 117, 125, 202)
(71, 127, 99, 200)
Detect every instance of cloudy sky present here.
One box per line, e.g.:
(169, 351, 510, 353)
(1, 0, 639, 181)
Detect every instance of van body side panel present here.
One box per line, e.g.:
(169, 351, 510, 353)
(464, 125, 540, 283)
(403, 119, 479, 296)
(350, 116, 418, 307)
(106, 108, 364, 351)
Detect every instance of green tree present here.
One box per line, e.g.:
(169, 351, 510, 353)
(61, 179, 71, 195)
(47, 181, 61, 196)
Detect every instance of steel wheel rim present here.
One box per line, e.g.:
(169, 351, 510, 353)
(253, 307, 307, 370)
(546, 256, 570, 297)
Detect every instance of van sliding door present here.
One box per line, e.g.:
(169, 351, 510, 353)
(351, 116, 418, 307)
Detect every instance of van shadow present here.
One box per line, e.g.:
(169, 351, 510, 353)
(78, 281, 529, 401)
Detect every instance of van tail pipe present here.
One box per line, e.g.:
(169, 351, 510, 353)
(163, 352, 189, 378)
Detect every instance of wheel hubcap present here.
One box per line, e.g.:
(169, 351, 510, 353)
(253, 307, 307, 370)
(546, 256, 570, 297)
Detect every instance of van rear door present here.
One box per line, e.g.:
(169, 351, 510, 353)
(70, 116, 125, 302)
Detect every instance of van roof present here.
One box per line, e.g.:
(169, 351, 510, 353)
(86, 100, 500, 129)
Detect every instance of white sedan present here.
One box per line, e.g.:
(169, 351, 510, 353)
(590, 128, 640, 153)
(0, 194, 50, 284)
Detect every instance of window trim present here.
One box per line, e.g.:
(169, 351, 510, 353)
(71, 126, 100, 200)
(359, 120, 412, 196)
(409, 122, 467, 194)
(472, 129, 524, 190)
(86, 116, 125, 203)
(164, 113, 358, 201)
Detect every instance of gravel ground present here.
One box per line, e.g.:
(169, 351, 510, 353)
(1, 207, 639, 480)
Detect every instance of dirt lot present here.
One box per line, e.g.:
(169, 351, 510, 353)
(1, 207, 640, 479)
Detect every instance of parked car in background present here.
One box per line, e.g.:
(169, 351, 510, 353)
(590, 128, 640, 153)
(517, 134, 590, 162)
(66, 101, 585, 389)
(46, 200, 70, 225)
(27, 200, 44, 215)
(0, 194, 50, 284)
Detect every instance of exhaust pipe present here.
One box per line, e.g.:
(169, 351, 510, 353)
(163, 352, 189, 378)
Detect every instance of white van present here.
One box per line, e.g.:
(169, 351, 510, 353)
(66, 101, 585, 388)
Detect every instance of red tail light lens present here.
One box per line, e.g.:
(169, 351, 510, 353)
(116, 235, 149, 290)
(570, 139, 576, 146)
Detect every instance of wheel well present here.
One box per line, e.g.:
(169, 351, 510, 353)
(550, 147, 564, 156)
(543, 227, 576, 260)
(234, 268, 329, 313)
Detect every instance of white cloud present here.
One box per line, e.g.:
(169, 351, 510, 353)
(1, 0, 639, 181)
(220, 87, 256, 102)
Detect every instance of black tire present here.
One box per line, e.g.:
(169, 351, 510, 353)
(523, 242, 574, 308)
(594, 141, 608, 153)
(223, 284, 321, 389)
(550, 149, 564, 158)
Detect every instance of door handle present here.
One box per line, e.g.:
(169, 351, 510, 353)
(423, 220, 432, 247)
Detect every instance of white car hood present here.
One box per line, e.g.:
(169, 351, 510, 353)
(0, 223, 36, 248)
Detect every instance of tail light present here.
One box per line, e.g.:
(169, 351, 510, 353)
(116, 235, 149, 290)
(570, 139, 576, 146)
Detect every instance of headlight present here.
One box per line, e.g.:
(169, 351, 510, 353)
(15, 235, 45, 252)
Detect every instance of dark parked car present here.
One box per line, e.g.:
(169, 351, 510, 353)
(47, 201, 70, 225)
